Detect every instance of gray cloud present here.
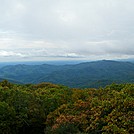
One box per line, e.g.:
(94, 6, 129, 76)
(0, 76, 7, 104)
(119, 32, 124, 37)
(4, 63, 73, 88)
(0, 0, 134, 61)
(0, 50, 25, 57)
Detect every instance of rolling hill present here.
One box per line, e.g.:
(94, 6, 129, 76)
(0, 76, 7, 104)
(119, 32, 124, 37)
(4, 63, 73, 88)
(0, 60, 134, 88)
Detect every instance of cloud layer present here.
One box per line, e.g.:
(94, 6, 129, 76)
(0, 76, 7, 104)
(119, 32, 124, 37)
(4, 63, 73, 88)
(0, 0, 134, 61)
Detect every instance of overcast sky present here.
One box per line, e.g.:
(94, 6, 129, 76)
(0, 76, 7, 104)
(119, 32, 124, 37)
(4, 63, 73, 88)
(0, 0, 134, 62)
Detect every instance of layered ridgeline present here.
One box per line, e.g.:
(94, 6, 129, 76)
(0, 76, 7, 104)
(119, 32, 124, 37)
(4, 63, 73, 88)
(0, 60, 134, 88)
(0, 81, 133, 134)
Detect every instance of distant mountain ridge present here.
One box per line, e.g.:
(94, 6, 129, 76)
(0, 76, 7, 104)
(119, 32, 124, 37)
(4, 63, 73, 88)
(0, 60, 134, 88)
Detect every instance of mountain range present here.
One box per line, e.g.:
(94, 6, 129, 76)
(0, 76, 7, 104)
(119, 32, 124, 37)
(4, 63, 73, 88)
(0, 60, 134, 88)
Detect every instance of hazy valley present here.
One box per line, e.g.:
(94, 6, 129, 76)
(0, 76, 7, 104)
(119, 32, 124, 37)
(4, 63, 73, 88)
(0, 60, 134, 88)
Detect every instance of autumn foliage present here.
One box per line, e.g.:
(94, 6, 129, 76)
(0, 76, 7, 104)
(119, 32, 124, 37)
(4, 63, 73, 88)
(0, 80, 133, 134)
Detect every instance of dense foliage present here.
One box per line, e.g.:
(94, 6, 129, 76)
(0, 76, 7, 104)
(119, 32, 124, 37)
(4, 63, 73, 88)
(0, 80, 133, 134)
(0, 60, 134, 88)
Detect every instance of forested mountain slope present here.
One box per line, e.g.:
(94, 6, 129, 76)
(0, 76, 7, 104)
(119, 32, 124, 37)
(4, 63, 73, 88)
(0, 60, 134, 88)
(0, 81, 133, 134)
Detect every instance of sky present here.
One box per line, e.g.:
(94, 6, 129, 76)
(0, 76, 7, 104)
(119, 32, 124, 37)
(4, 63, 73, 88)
(0, 0, 134, 62)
